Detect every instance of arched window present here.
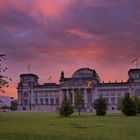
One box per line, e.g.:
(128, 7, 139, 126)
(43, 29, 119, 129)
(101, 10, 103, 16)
(45, 98, 49, 105)
(40, 98, 43, 105)
(23, 92, 28, 97)
(117, 97, 122, 110)
(56, 98, 59, 105)
(111, 97, 116, 104)
(35, 98, 38, 105)
(133, 74, 136, 79)
(24, 99, 27, 105)
(50, 98, 54, 105)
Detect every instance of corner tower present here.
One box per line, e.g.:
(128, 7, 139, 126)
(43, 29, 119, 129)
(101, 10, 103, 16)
(17, 74, 39, 111)
(128, 69, 140, 83)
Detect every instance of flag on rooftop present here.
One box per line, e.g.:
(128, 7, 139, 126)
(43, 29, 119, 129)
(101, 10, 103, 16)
(48, 76, 52, 82)
(131, 58, 137, 64)
(131, 58, 138, 68)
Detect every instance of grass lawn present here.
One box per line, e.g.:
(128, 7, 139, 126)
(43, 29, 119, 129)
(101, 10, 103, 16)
(0, 112, 140, 140)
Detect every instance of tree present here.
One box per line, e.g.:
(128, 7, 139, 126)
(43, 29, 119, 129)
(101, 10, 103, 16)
(58, 93, 73, 117)
(122, 93, 137, 116)
(74, 89, 85, 116)
(10, 100, 18, 111)
(93, 96, 108, 116)
(133, 96, 140, 114)
(0, 54, 11, 94)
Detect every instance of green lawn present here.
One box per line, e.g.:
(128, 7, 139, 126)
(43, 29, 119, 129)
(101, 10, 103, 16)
(0, 112, 140, 140)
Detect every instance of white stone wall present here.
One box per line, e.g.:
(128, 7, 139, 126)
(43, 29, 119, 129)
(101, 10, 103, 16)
(18, 87, 61, 112)
(95, 86, 129, 112)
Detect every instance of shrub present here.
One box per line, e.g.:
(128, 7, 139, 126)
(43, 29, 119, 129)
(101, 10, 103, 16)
(93, 96, 107, 116)
(58, 93, 73, 117)
(122, 93, 137, 116)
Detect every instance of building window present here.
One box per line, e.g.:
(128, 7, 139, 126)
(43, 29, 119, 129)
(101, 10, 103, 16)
(40, 98, 43, 105)
(23, 107, 26, 111)
(35, 93, 38, 97)
(135, 89, 140, 96)
(23, 92, 28, 97)
(133, 75, 136, 78)
(112, 107, 115, 110)
(20, 90, 23, 93)
(111, 97, 116, 104)
(24, 99, 27, 105)
(50, 98, 54, 105)
(45, 98, 49, 105)
(117, 97, 122, 110)
(104, 97, 109, 104)
(35, 98, 38, 105)
(56, 98, 59, 105)
(136, 74, 139, 78)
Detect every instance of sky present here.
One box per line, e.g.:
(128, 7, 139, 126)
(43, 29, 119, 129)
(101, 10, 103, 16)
(0, 0, 140, 99)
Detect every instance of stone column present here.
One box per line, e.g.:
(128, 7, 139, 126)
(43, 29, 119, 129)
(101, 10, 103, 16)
(54, 96, 56, 105)
(108, 94, 111, 105)
(72, 89, 75, 105)
(67, 89, 69, 98)
(60, 89, 63, 103)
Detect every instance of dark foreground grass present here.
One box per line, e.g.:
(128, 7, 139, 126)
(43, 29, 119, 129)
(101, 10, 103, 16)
(0, 112, 140, 140)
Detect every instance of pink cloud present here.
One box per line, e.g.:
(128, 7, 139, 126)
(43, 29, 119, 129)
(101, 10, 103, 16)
(1, 0, 140, 98)
(0, 0, 65, 15)
(66, 28, 93, 38)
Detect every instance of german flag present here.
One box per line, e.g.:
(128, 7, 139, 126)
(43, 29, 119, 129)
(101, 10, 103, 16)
(88, 80, 93, 89)
(131, 58, 137, 64)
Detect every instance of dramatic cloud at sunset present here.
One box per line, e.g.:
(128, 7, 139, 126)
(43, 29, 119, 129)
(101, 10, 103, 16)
(0, 0, 140, 98)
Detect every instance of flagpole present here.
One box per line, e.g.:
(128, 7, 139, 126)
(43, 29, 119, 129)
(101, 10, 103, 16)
(27, 64, 31, 74)
(136, 59, 138, 69)
(29, 66, 30, 73)
(48, 76, 52, 83)
(131, 58, 138, 69)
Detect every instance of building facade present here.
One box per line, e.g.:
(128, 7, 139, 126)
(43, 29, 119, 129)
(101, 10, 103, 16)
(17, 68, 140, 112)
(0, 95, 14, 111)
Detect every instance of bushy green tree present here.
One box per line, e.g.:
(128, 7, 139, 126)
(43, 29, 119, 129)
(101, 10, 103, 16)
(93, 96, 108, 116)
(122, 93, 137, 116)
(74, 89, 85, 116)
(10, 101, 18, 111)
(133, 96, 140, 113)
(0, 54, 11, 94)
(58, 93, 73, 117)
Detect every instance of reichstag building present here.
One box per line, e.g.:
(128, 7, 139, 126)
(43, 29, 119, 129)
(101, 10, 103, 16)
(17, 68, 140, 112)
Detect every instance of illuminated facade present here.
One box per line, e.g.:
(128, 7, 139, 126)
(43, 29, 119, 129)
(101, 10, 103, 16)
(17, 68, 140, 112)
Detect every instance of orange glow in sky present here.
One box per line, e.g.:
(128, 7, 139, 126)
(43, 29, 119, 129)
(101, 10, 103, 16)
(0, 0, 140, 98)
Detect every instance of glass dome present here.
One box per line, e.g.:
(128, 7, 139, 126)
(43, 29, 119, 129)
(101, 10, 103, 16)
(72, 68, 100, 80)
(72, 68, 94, 78)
